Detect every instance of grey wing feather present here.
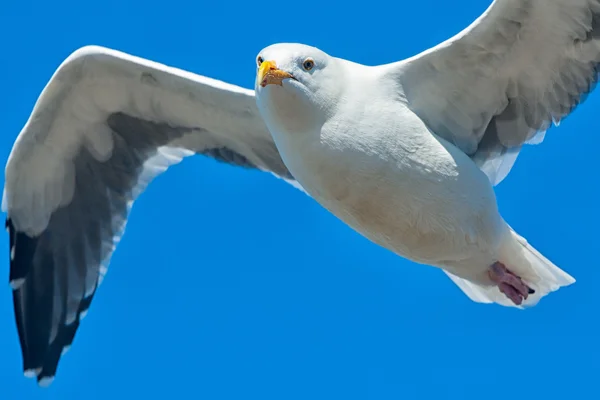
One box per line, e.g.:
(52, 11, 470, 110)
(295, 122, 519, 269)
(3, 46, 301, 386)
(393, 0, 600, 185)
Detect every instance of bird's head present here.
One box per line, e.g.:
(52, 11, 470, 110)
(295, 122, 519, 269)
(254, 43, 343, 136)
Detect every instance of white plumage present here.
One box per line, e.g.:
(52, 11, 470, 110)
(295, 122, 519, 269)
(4, 0, 597, 386)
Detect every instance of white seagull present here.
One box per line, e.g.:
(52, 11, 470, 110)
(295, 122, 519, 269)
(4, 0, 597, 387)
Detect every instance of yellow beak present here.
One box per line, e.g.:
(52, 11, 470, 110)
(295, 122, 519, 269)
(258, 60, 294, 87)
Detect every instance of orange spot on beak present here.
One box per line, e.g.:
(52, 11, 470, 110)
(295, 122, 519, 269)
(258, 60, 294, 87)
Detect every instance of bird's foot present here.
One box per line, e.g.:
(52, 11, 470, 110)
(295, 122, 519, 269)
(488, 262, 535, 306)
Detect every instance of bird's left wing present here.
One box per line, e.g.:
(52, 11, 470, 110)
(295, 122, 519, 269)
(3, 46, 302, 386)
(391, 0, 600, 185)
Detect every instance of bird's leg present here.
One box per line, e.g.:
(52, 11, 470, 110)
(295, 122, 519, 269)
(488, 261, 535, 306)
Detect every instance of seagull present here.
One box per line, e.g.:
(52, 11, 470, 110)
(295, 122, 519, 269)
(4, 0, 597, 387)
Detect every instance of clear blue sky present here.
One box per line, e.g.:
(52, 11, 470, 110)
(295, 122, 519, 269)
(1, 0, 599, 398)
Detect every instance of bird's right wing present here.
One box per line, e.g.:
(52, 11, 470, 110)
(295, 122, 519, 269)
(2, 46, 304, 386)
(392, 0, 600, 185)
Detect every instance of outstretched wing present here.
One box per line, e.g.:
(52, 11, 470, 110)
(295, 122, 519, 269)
(2, 46, 303, 385)
(394, 0, 600, 185)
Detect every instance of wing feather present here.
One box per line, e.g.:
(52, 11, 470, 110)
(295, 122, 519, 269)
(393, 0, 600, 185)
(2, 46, 302, 385)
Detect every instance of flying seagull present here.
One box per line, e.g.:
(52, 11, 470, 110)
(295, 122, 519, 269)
(4, 0, 597, 387)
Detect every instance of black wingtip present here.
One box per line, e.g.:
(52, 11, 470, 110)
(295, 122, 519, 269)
(8, 217, 37, 373)
(34, 320, 78, 387)
(6, 218, 34, 289)
(11, 234, 56, 376)
(7, 217, 98, 387)
(34, 294, 95, 386)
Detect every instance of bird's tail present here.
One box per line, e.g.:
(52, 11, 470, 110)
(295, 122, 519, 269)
(443, 228, 575, 308)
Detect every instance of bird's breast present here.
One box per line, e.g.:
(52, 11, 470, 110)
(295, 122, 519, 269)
(271, 116, 502, 265)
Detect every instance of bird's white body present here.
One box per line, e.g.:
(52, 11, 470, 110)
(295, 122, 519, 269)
(258, 58, 506, 286)
(255, 44, 576, 307)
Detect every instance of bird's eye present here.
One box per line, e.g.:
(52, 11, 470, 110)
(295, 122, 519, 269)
(257, 56, 264, 67)
(302, 58, 315, 71)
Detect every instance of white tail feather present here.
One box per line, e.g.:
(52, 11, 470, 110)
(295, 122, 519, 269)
(444, 229, 575, 309)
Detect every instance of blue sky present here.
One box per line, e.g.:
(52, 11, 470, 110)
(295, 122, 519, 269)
(1, 0, 599, 398)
